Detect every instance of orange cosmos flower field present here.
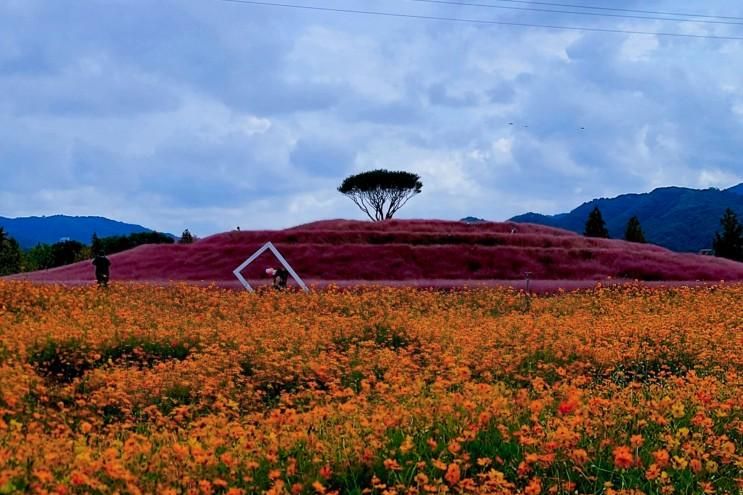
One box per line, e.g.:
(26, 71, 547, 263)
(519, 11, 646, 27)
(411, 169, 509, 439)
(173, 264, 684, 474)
(0, 282, 741, 494)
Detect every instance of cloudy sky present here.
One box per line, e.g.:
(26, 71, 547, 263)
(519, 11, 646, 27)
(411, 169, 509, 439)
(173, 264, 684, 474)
(1, 0, 742, 235)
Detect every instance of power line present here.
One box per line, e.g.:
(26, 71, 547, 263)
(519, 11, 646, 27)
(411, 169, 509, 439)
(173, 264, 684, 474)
(217, 0, 743, 41)
(487, 0, 743, 22)
(404, 0, 743, 26)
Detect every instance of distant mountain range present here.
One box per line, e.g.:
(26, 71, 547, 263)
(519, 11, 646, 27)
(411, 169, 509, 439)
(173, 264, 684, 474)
(510, 184, 743, 253)
(0, 215, 155, 249)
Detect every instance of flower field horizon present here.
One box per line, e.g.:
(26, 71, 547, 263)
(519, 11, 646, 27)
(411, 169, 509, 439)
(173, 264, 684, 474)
(0, 281, 741, 494)
(13, 220, 743, 284)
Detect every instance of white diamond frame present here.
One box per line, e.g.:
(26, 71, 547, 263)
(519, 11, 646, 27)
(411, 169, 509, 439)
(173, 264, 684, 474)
(233, 241, 309, 292)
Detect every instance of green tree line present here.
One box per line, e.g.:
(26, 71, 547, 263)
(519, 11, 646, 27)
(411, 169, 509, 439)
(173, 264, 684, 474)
(584, 207, 743, 261)
(0, 230, 175, 276)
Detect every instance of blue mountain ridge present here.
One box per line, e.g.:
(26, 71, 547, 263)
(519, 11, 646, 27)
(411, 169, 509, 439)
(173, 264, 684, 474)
(0, 215, 155, 249)
(510, 184, 743, 253)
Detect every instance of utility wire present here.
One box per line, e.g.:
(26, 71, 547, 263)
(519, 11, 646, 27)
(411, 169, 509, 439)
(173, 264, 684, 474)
(403, 0, 743, 26)
(488, 0, 743, 22)
(217, 0, 743, 41)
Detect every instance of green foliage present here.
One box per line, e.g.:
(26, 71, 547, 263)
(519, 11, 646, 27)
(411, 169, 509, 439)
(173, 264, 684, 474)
(22, 243, 54, 271)
(50, 240, 88, 267)
(28, 339, 92, 383)
(512, 186, 743, 252)
(624, 215, 646, 243)
(179, 229, 194, 244)
(583, 207, 609, 238)
(29, 336, 194, 383)
(0, 227, 22, 275)
(97, 231, 174, 255)
(18, 232, 173, 273)
(338, 169, 422, 221)
(713, 208, 743, 261)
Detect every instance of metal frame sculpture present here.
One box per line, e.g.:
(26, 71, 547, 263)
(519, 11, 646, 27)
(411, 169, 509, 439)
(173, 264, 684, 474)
(233, 241, 309, 292)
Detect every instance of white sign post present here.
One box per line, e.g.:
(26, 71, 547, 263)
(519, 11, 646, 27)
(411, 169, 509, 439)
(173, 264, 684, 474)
(233, 241, 309, 292)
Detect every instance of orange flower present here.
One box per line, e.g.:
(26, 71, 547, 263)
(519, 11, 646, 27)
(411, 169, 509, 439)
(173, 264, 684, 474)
(613, 446, 634, 470)
(319, 465, 333, 480)
(414, 473, 429, 485)
(652, 449, 670, 468)
(698, 481, 716, 494)
(0, 283, 740, 494)
(630, 435, 644, 448)
(558, 399, 577, 415)
(198, 480, 213, 495)
(444, 463, 461, 486)
(383, 459, 401, 471)
(645, 464, 661, 480)
(525, 477, 542, 495)
(399, 436, 414, 454)
(570, 449, 589, 465)
(268, 469, 282, 481)
(69, 471, 89, 486)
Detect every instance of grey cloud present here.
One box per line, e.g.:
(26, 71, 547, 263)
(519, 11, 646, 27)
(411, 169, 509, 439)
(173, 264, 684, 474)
(233, 79, 346, 115)
(290, 139, 355, 177)
(340, 98, 425, 125)
(487, 81, 516, 104)
(3, 72, 182, 118)
(428, 83, 480, 107)
(1, 0, 742, 233)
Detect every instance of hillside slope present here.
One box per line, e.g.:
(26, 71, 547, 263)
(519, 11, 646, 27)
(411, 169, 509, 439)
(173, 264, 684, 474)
(13, 220, 743, 283)
(510, 186, 743, 252)
(0, 215, 156, 249)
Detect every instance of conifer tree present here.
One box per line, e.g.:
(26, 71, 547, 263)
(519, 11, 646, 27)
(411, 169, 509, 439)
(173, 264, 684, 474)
(624, 216, 646, 243)
(584, 207, 610, 238)
(180, 229, 194, 244)
(713, 208, 743, 261)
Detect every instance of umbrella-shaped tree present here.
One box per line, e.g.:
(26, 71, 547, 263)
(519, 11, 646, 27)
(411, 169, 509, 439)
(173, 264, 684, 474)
(338, 169, 422, 221)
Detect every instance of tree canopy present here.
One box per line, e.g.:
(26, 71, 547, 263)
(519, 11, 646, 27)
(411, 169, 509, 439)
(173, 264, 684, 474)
(713, 208, 743, 261)
(338, 169, 422, 221)
(96, 231, 174, 255)
(0, 227, 22, 276)
(624, 216, 646, 243)
(51, 240, 87, 267)
(584, 207, 609, 238)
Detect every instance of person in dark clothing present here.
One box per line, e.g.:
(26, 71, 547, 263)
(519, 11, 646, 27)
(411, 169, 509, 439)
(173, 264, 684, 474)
(92, 253, 111, 287)
(265, 267, 289, 290)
